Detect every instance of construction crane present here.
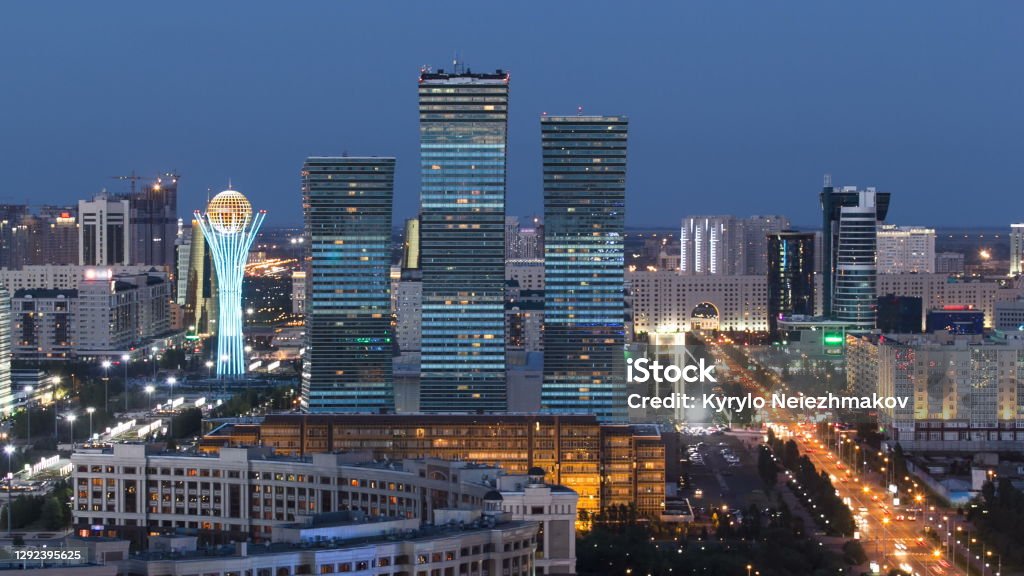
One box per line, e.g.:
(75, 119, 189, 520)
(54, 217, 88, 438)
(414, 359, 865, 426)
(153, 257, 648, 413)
(110, 170, 144, 196)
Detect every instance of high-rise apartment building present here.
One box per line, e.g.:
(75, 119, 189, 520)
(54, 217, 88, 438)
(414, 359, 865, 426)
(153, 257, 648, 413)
(935, 251, 965, 275)
(541, 115, 628, 421)
(300, 157, 395, 413)
(121, 173, 178, 268)
(877, 225, 935, 274)
(820, 185, 891, 329)
(680, 215, 789, 275)
(79, 193, 131, 266)
(418, 68, 509, 412)
(0, 287, 12, 415)
(1010, 223, 1024, 276)
(767, 231, 815, 337)
(183, 221, 217, 337)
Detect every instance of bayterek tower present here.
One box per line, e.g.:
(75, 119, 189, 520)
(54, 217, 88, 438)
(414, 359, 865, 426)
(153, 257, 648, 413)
(194, 189, 266, 379)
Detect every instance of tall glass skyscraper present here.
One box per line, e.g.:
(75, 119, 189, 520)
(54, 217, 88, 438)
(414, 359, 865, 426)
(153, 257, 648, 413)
(767, 231, 815, 337)
(821, 184, 890, 330)
(418, 68, 509, 412)
(300, 157, 396, 413)
(541, 115, 628, 421)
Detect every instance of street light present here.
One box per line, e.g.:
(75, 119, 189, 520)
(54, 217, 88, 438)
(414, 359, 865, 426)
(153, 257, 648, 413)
(167, 377, 177, 440)
(3, 445, 13, 535)
(101, 360, 112, 412)
(121, 354, 131, 412)
(23, 386, 33, 444)
(145, 385, 155, 412)
(86, 407, 95, 439)
(66, 414, 77, 445)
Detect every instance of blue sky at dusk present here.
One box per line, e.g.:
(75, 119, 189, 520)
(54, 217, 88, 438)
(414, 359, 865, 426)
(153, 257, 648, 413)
(1, 1, 1022, 227)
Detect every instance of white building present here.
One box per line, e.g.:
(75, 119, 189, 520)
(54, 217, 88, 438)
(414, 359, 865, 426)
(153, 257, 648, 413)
(497, 468, 578, 576)
(877, 225, 936, 274)
(0, 287, 12, 415)
(679, 215, 789, 276)
(1011, 223, 1024, 275)
(994, 297, 1024, 331)
(506, 259, 544, 291)
(290, 270, 306, 315)
(0, 264, 156, 293)
(78, 193, 131, 266)
(628, 271, 768, 333)
(395, 273, 422, 356)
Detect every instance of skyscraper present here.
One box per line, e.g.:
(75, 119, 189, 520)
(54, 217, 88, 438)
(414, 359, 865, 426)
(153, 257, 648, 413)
(79, 193, 130, 266)
(183, 220, 217, 337)
(680, 216, 736, 275)
(821, 186, 889, 330)
(541, 115, 628, 421)
(0, 287, 11, 416)
(418, 68, 509, 412)
(300, 157, 395, 413)
(1010, 223, 1024, 276)
(122, 173, 179, 268)
(767, 231, 815, 337)
(194, 189, 265, 379)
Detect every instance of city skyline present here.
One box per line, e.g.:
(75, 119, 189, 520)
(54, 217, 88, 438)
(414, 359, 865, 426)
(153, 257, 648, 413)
(4, 2, 1024, 228)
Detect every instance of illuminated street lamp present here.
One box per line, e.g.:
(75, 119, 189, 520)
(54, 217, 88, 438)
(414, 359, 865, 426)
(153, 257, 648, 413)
(145, 385, 155, 412)
(86, 407, 95, 438)
(167, 377, 177, 440)
(101, 359, 112, 411)
(23, 386, 33, 442)
(3, 445, 13, 535)
(121, 354, 131, 411)
(66, 414, 77, 445)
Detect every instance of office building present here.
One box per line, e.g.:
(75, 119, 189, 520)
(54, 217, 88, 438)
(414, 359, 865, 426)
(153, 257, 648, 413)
(183, 221, 217, 337)
(0, 264, 156, 292)
(876, 295, 923, 333)
(541, 115, 628, 421)
(289, 270, 305, 315)
(300, 157, 395, 413)
(628, 272, 769, 334)
(194, 189, 266, 378)
(506, 259, 544, 291)
(0, 287, 12, 415)
(506, 216, 543, 260)
(418, 68, 509, 412)
(174, 233, 191, 306)
(821, 185, 891, 329)
(766, 231, 815, 337)
(876, 273, 1024, 329)
(995, 298, 1024, 332)
(72, 444, 566, 576)
(122, 173, 179, 268)
(935, 251, 965, 275)
(1012, 223, 1024, 276)
(79, 193, 131, 266)
(11, 288, 75, 359)
(36, 206, 80, 265)
(877, 225, 935, 274)
(925, 305, 984, 335)
(199, 413, 666, 520)
(394, 271, 422, 357)
(0, 205, 30, 270)
(742, 215, 791, 275)
(401, 217, 420, 270)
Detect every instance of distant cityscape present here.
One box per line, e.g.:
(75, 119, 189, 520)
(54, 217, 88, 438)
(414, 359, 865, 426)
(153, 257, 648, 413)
(1, 64, 1023, 576)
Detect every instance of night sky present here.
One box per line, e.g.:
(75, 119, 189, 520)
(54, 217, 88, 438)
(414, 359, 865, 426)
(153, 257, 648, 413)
(2, 1, 1022, 227)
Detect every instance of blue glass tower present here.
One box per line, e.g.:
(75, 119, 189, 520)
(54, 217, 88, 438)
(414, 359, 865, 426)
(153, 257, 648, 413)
(300, 157, 396, 412)
(418, 68, 509, 412)
(541, 115, 628, 421)
(194, 189, 266, 379)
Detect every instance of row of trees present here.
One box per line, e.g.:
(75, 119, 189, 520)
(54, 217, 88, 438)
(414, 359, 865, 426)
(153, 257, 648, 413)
(969, 478, 1024, 569)
(763, 431, 855, 536)
(0, 479, 72, 531)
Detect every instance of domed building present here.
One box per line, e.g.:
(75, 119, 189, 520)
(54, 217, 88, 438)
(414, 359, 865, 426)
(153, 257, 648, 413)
(194, 188, 266, 379)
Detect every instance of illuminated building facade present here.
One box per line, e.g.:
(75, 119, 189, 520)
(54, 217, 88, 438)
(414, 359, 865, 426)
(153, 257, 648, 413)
(767, 231, 815, 337)
(627, 271, 769, 333)
(198, 413, 666, 520)
(541, 115, 628, 421)
(1011, 223, 1024, 276)
(78, 193, 130, 266)
(300, 157, 395, 413)
(194, 190, 265, 378)
(0, 287, 12, 415)
(418, 68, 509, 412)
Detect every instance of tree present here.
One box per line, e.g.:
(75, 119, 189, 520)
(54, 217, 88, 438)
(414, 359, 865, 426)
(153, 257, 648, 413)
(41, 497, 64, 530)
(758, 446, 777, 490)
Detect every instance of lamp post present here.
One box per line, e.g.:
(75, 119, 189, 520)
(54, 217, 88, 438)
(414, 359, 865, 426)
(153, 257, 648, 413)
(150, 346, 158, 384)
(86, 407, 95, 439)
(23, 386, 32, 444)
(101, 359, 112, 412)
(167, 377, 177, 440)
(66, 414, 76, 445)
(3, 445, 13, 535)
(205, 360, 214, 379)
(144, 385, 155, 412)
(121, 354, 131, 412)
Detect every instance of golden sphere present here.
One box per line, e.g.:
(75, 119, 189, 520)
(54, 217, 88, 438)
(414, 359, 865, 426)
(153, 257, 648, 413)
(207, 190, 253, 235)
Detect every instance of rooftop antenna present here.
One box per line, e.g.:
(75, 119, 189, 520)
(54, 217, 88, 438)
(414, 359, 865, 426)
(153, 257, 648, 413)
(577, 105, 584, 116)
(227, 178, 233, 190)
(824, 173, 832, 187)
